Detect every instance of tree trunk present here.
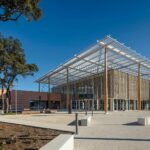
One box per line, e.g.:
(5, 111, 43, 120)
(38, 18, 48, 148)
(1, 86, 5, 111)
(6, 88, 10, 113)
(8, 90, 12, 112)
(0, 86, 2, 108)
(6, 97, 9, 113)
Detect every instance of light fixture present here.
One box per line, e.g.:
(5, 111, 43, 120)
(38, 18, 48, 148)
(126, 54, 131, 58)
(131, 57, 136, 60)
(107, 45, 113, 49)
(113, 48, 120, 52)
(120, 51, 126, 55)
(100, 41, 105, 45)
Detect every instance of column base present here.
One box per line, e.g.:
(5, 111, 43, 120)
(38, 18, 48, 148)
(104, 112, 109, 115)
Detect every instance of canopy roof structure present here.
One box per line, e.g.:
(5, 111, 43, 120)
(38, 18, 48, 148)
(36, 36, 150, 86)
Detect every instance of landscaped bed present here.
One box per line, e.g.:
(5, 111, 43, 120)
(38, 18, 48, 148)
(0, 122, 71, 150)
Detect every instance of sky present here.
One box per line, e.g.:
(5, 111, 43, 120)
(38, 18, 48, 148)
(0, 0, 150, 92)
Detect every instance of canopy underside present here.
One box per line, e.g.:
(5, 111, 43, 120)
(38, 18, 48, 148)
(36, 36, 150, 86)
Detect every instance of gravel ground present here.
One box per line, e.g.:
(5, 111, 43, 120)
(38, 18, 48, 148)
(0, 122, 70, 150)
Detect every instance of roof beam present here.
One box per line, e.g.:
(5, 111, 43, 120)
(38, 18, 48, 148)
(113, 62, 137, 70)
(36, 41, 114, 82)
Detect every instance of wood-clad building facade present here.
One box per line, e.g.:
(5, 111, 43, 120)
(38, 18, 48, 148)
(54, 69, 150, 111)
(36, 36, 150, 113)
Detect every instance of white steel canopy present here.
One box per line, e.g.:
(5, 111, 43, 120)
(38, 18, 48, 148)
(35, 36, 150, 85)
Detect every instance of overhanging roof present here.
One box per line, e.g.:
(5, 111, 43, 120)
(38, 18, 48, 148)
(35, 35, 150, 85)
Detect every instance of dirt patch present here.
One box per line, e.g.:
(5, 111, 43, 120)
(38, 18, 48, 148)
(0, 122, 71, 150)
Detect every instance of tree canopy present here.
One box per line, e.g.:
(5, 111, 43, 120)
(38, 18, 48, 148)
(0, 33, 39, 112)
(0, 0, 42, 21)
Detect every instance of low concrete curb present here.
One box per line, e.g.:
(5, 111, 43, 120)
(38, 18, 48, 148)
(40, 134, 74, 150)
(0, 110, 4, 115)
(138, 117, 150, 125)
(80, 115, 92, 126)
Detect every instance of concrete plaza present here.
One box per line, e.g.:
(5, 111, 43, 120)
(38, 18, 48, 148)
(0, 111, 150, 150)
(74, 111, 150, 150)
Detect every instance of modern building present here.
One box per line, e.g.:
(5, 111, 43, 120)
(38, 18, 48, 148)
(0, 90, 61, 111)
(36, 36, 150, 113)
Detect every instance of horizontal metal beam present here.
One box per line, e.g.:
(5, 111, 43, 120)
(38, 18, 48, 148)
(36, 41, 114, 82)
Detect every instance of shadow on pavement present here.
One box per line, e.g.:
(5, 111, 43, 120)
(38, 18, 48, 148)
(68, 120, 75, 126)
(123, 121, 139, 126)
(68, 120, 81, 126)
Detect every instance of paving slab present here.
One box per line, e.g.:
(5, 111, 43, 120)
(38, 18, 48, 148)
(74, 111, 150, 150)
(0, 113, 76, 132)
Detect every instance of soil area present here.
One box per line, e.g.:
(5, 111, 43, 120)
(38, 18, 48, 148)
(0, 122, 71, 150)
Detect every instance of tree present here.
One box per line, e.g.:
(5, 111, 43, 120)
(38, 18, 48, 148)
(0, 0, 42, 21)
(0, 0, 41, 112)
(0, 33, 38, 112)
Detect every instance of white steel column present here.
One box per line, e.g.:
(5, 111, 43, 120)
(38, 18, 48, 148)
(126, 100, 128, 110)
(128, 100, 130, 110)
(110, 98, 114, 111)
(78, 100, 80, 111)
(76, 100, 78, 111)
(66, 68, 71, 114)
(134, 100, 136, 110)
(146, 101, 149, 110)
(96, 85, 99, 110)
(122, 100, 124, 111)
(116, 100, 118, 111)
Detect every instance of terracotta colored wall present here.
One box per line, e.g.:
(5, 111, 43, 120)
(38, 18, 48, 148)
(10, 90, 61, 111)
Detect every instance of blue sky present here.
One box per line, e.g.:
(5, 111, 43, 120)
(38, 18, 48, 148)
(0, 0, 150, 91)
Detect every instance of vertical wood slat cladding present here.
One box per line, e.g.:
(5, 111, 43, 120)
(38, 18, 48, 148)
(141, 78, 149, 100)
(108, 71, 114, 98)
(111, 70, 149, 101)
(63, 69, 150, 101)
(113, 70, 119, 99)
(53, 70, 150, 108)
(89, 70, 148, 101)
(129, 74, 138, 100)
